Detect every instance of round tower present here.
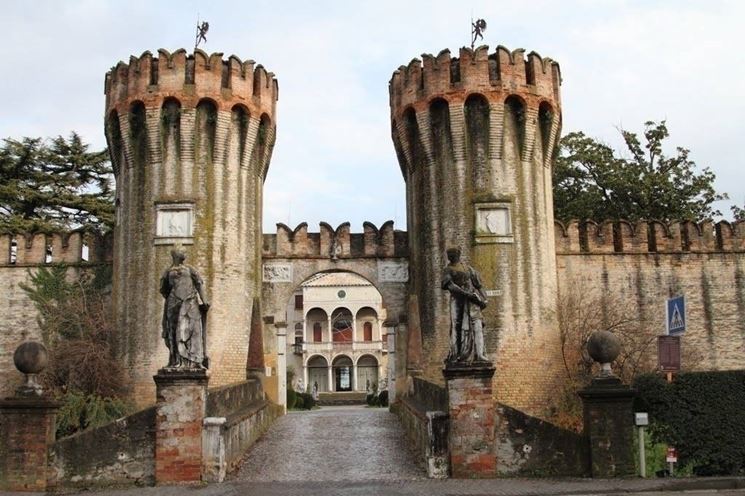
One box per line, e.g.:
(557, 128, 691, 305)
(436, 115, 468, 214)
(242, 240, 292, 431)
(389, 45, 562, 416)
(104, 49, 278, 403)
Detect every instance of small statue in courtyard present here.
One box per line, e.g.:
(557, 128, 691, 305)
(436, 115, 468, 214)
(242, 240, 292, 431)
(160, 248, 210, 369)
(312, 381, 319, 401)
(442, 246, 489, 364)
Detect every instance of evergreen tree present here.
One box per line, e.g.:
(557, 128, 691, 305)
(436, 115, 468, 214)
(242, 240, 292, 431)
(0, 133, 113, 232)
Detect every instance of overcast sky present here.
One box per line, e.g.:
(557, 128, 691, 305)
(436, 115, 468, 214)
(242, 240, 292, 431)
(2, 0, 743, 232)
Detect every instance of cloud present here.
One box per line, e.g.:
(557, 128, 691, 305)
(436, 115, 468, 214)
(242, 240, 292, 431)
(1, 0, 743, 229)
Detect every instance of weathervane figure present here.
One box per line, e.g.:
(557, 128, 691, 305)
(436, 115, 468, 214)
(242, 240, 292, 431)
(195, 20, 209, 51)
(471, 18, 487, 50)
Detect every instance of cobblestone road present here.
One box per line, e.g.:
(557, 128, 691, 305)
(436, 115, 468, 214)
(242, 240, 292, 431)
(233, 405, 426, 482)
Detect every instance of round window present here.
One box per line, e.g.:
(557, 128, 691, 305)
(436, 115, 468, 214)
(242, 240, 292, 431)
(337, 290, 346, 299)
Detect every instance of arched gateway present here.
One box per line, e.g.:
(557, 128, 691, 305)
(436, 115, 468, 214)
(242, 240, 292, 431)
(261, 235, 408, 405)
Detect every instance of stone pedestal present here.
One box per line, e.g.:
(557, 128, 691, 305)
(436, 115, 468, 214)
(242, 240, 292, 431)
(579, 376, 636, 477)
(0, 397, 60, 491)
(154, 368, 209, 484)
(443, 363, 497, 478)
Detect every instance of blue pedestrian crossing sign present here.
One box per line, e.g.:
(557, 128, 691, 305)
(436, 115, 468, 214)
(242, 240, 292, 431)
(666, 295, 686, 336)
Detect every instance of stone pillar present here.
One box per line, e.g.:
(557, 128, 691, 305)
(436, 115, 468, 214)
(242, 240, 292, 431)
(0, 342, 59, 492)
(579, 375, 636, 477)
(276, 325, 287, 411)
(201, 417, 226, 483)
(0, 398, 59, 491)
(443, 363, 497, 478)
(154, 369, 209, 484)
(328, 366, 334, 392)
(246, 298, 265, 379)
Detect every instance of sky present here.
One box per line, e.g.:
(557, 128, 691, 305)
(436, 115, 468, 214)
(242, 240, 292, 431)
(2, 0, 744, 232)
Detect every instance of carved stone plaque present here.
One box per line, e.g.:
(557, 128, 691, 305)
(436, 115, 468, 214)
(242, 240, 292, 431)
(378, 261, 409, 282)
(474, 202, 514, 244)
(155, 203, 194, 245)
(263, 263, 293, 283)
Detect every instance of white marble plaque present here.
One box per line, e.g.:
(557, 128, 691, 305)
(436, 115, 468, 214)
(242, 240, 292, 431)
(476, 208, 510, 236)
(263, 263, 293, 282)
(157, 210, 192, 237)
(378, 261, 409, 282)
(474, 202, 514, 244)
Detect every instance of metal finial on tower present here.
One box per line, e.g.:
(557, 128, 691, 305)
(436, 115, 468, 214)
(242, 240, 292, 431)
(471, 18, 487, 49)
(195, 18, 209, 51)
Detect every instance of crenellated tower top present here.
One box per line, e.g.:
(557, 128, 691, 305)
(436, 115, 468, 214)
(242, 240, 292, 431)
(389, 45, 560, 119)
(104, 48, 278, 118)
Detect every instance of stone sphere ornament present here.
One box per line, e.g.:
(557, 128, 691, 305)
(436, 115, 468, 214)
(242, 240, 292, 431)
(586, 330, 621, 377)
(12, 341, 49, 396)
(13, 341, 49, 374)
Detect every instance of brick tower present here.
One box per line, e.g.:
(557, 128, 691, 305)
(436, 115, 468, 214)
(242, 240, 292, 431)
(104, 49, 278, 403)
(389, 45, 563, 415)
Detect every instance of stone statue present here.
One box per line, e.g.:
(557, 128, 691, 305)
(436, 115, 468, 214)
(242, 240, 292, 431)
(160, 248, 210, 369)
(442, 247, 489, 363)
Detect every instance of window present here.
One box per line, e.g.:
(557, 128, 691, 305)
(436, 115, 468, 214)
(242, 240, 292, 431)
(313, 322, 322, 342)
(363, 322, 373, 342)
(295, 294, 303, 309)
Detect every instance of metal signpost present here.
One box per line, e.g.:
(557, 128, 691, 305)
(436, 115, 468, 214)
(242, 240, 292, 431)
(635, 412, 649, 477)
(659, 295, 685, 382)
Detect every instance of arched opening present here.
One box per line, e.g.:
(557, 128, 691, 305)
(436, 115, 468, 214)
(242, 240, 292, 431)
(306, 355, 329, 393)
(283, 270, 390, 403)
(357, 354, 379, 392)
(355, 306, 378, 342)
(465, 93, 490, 191)
(331, 307, 353, 342)
(504, 95, 526, 155)
(332, 355, 353, 392)
(305, 308, 328, 343)
(538, 101, 555, 162)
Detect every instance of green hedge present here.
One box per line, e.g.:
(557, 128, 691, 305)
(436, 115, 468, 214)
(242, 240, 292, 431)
(633, 371, 745, 475)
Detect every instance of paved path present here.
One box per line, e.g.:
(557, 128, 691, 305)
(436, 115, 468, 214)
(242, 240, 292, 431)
(233, 405, 426, 482)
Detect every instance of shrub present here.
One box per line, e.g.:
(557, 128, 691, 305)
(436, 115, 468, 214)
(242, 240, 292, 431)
(294, 394, 305, 410)
(21, 264, 132, 438)
(634, 371, 745, 475)
(299, 392, 316, 410)
(366, 393, 380, 407)
(378, 390, 389, 407)
(56, 390, 131, 438)
(286, 389, 297, 409)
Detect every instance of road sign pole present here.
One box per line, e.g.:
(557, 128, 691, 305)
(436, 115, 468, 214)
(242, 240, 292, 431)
(638, 426, 646, 477)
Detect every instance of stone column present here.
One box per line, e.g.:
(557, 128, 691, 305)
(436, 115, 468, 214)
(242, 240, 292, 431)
(153, 369, 209, 484)
(578, 330, 636, 478)
(328, 366, 334, 392)
(579, 375, 636, 477)
(0, 398, 59, 491)
(0, 342, 59, 492)
(352, 363, 358, 391)
(443, 363, 497, 478)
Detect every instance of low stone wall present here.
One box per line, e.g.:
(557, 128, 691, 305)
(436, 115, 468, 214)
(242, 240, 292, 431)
(496, 403, 589, 476)
(50, 379, 283, 487)
(396, 376, 590, 478)
(202, 379, 283, 481)
(395, 377, 449, 478)
(51, 407, 156, 487)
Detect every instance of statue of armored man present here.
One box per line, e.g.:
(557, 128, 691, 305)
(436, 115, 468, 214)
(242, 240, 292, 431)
(442, 246, 489, 364)
(160, 248, 210, 369)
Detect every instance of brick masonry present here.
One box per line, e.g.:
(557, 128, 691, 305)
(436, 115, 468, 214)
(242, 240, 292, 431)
(0, 397, 59, 491)
(444, 364, 497, 478)
(154, 369, 209, 484)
